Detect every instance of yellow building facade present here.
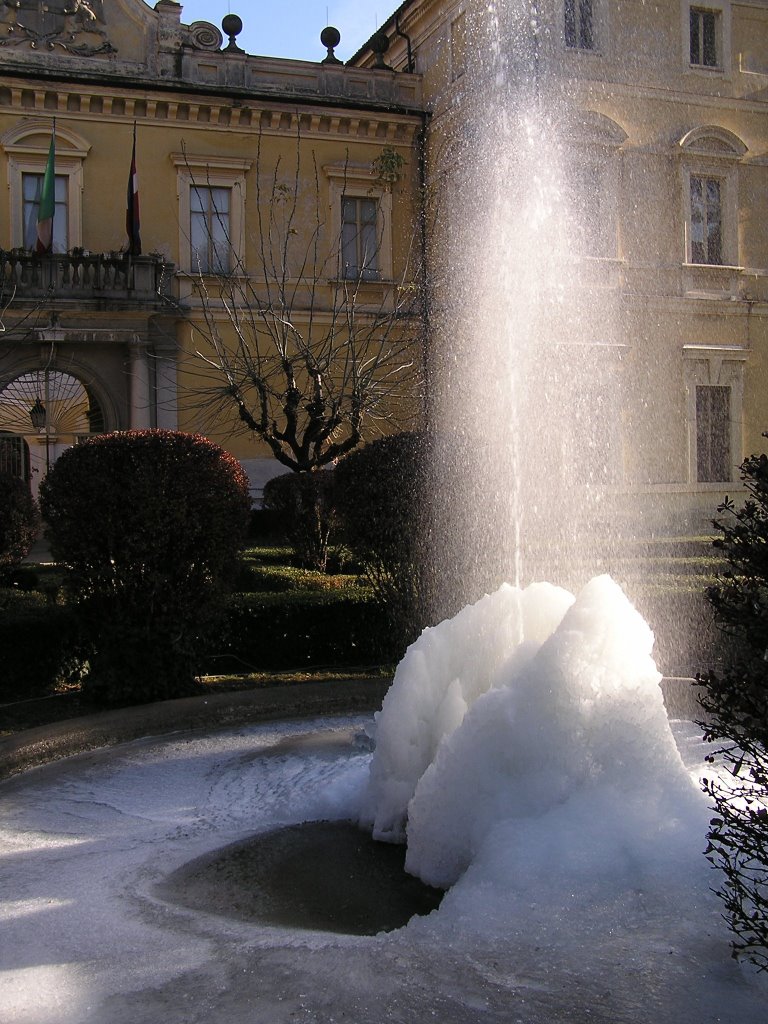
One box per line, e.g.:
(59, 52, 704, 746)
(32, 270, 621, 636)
(0, 0, 424, 497)
(2, 0, 767, 535)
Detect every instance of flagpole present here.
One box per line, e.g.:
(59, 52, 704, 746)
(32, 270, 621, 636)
(126, 121, 142, 257)
(35, 117, 56, 255)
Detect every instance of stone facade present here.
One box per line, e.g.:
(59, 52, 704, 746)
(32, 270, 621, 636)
(0, 0, 423, 496)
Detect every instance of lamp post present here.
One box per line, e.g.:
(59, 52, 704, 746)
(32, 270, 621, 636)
(29, 397, 51, 473)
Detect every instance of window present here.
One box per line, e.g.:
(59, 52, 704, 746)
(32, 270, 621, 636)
(324, 163, 393, 283)
(341, 196, 380, 280)
(565, 0, 594, 50)
(1, 122, 89, 252)
(171, 154, 250, 276)
(683, 345, 745, 485)
(22, 172, 68, 252)
(689, 175, 722, 264)
(450, 12, 466, 80)
(689, 7, 718, 67)
(190, 185, 231, 274)
(569, 162, 616, 258)
(683, 1, 730, 75)
(696, 384, 730, 481)
(678, 126, 745, 274)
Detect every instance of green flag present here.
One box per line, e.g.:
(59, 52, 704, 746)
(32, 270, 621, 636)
(35, 129, 55, 254)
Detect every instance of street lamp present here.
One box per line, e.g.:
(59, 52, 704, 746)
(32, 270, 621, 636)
(28, 397, 51, 472)
(29, 398, 46, 430)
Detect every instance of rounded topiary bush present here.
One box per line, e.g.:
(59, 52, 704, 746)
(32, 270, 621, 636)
(334, 431, 426, 650)
(0, 472, 39, 573)
(39, 430, 251, 705)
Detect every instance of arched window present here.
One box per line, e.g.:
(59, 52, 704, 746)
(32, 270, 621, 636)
(1, 120, 91, 252)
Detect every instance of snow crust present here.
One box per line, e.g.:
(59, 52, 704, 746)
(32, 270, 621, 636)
(360, 574, 708, 892)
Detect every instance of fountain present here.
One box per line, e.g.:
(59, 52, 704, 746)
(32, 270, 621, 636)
(0, 5, 766, 1022)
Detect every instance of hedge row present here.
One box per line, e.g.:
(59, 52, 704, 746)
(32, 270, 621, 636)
(0, 587, 401, 705)
(0, 592, 79, 702)
(203, 590, 402, 674)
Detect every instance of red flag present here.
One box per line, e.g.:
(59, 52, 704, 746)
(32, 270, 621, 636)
(126, 127, 141, 256)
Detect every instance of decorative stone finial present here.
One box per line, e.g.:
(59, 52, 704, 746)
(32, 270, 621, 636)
(222, 13, 244, 53)
(370, 30, 392, 70)
(320, 26, 342, 64)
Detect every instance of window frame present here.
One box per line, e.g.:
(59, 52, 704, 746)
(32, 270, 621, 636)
(565, 0, 595, 51)
(688, 173, 723, 266)
(564, 112, 627, 261)
(189, 183, 233, 275)
(450, 11, 467, 80)
(683, 345, 746, 485)
(2, 121, 89, 252)
(682, 1, 731, 76)
(324, 163, 393, 283)
(171, 154, 250, 276)
(678, 126, 745, 273)
(695, 383, 731, 482)
(341, 194, 380, 282)
(22, 171, 69, 253)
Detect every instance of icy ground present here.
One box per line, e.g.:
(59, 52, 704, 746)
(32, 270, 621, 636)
(0, 714, 765, 1024)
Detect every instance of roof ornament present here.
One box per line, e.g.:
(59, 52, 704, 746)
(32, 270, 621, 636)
(221, 13, 244, 53)
(320, 25, 342, 65)
(370, 30, 392, 70)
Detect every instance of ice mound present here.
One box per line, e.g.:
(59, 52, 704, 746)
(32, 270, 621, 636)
(359, 580, 575, 841)
(360, 574, 707, 891)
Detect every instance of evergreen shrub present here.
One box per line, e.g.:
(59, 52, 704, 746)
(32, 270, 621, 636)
(205, 589, 396, 673)
(698, 446, 768, 971)
(0, 590, 78, 701)
(334, 432, 427, 650)
(39, 430, 251, 706)
(0, 472, 39, 572)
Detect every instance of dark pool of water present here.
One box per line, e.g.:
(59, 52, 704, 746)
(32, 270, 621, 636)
(157, 820, 444, 936)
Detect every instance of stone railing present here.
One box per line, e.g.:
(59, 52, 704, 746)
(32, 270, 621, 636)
(0, 251, 175, 303)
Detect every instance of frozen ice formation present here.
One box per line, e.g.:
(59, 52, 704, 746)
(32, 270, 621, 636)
(360, 574, 706, 890)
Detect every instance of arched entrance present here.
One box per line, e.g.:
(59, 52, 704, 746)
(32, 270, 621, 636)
(0, 369, 105, 495)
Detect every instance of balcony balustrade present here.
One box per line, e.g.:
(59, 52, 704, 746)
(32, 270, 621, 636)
(0, 250, 175, 304)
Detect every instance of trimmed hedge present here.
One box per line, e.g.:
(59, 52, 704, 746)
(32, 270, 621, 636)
(0, 591, 79, 702)
(0, 473, 39, 572)
(39, 430, 251, 706)
(334, 432, 427, 647)
(204, 590, 401, 673)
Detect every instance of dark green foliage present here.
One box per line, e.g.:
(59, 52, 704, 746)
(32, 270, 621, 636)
(262, 470, 337, 572)
(0, 590, 80, 702)
(205, 590, 397, 673)
(697, 446, 768, 971)
(0, 472, 39, 572)
(39, 430, 251, 706)
(334, 432, 427, 650)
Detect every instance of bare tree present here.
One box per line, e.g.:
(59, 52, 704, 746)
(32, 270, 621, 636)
(179, 130, 424, 475)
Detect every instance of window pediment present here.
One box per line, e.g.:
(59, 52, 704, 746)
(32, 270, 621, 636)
(1, 120, 91, 159)
(568, 111, 628, 150)
(678, 126, 747, 161)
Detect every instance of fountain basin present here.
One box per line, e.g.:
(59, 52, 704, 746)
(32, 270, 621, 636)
(0, 712, 764, 1024)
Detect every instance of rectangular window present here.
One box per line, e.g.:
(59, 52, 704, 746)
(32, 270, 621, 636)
(690, 7, 718, 67)
(190, 185, 231, 274)
(690, 175, 722, 265)
(341, 196, 379, 280)
(565, 0, 594, 50)
(451, 13, 466, 80)
(22, 172, 68, 252)
(696, 384, 730, 482)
